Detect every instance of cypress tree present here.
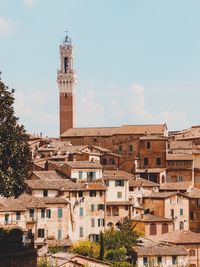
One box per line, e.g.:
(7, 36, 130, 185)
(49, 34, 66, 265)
(99, 231, 105, 260)
(0, 79, 31, 197)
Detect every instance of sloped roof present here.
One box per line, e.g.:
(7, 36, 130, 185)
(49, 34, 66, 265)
(143, 192, 188, 199)
(61, 124, 167, 137)
(103, 170, 134, 180)
(166, 153, 193, 160)
(150, 230, 200, 244)
(47, 238, 72, 247)
(160, 181, 192, 191)
(32, 171, 66, 180)
(134, 244, 188, 256)
(187, 188, 200, 198)
(129, 177, 160, 187)
(132, 214, 173, 222)
(65, 161, 102, 169)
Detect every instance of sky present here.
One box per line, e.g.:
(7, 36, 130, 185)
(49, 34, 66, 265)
(1, 0, 200, 137)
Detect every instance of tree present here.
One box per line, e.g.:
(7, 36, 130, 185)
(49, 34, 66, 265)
(0, 80, 31, 197)
(99, 231, 105, 260)
(70, 240, 100, 259)
(104, 218, 141, 259)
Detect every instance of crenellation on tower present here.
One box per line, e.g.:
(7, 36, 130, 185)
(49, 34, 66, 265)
(57, 32, 76, 135)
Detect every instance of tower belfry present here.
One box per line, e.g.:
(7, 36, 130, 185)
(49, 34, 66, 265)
(57, 32, 76, 135)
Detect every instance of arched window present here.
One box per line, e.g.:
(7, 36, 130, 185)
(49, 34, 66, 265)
(108, 158, 115, 165)
(150, 223, 157, 235)
(107, 222, 114, 229)
(189, 249, 196, 256)
(162, 223, 169, 234)
(180, 221, 184, 230)
(101, 158, 107, 165)
(116, 222, 120, 229)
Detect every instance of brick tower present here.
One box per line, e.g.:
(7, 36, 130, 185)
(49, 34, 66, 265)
(57, 33, 76, 135)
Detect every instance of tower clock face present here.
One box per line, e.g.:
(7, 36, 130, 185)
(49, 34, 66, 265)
(64, 57, 68, 73)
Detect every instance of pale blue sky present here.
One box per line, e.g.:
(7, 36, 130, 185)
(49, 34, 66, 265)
(1, 0, 200, 136)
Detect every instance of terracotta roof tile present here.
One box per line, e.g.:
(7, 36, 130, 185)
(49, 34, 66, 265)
(166, 153, 193, 160)
(133, 244, 188, 256)
(187, 188, 200, 198)
(129, 177, 160, 187)
(160, 181, 192, 191)
(143, 192, 188, 199)
(32, 171, 66, 180)
(150, 230, 200, 244)
(106, 201, 132, 206)
(132, 214, 173, 222)
(65, 161, 102, 169)
(103, 170, 134, 180)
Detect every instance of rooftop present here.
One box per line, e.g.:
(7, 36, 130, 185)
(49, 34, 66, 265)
(143, 192, 188, 199)
(149, 230, 200, 244)
(103, 170, 134, 180)
(160, 181, 192, 191)
(65, 161, 102, 169)
(61, 124, 167, 137)
(132, 214, 173, 222)
(129, 177, 160, 187)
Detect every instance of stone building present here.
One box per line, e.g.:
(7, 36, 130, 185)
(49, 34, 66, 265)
(187, 188, 200, 233)
(150, 230, 200, 267)
(133, 238, 188, 267)
(143, 192, 189, 231)
(60, 124, 168, 173)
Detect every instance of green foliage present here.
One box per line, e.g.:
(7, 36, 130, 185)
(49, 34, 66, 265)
(48, 245, 66, 254)
(99, 231, 105, 260)
(0, 80, 31, 197)
(37, 257, 51, 267)
(70, 240, 100, 259)
(112, 261, 134, 267)
(104, 218, 141, 255)
(106, 247, 127, 262)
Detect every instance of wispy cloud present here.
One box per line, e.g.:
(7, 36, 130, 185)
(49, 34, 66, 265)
(23, 0, 39, 8)
(0, 16, 21, 37)
(129, 84, 153, 121)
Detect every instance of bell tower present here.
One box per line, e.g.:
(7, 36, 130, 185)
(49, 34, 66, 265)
(57, 33, 76, 135)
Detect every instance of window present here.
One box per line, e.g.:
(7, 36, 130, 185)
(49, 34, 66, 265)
(16, 211, 21, 221)
(143, 257, 148, 266)
(78, 171, 83, 179)
(128, 144, 133, 154)
(5, 214, 9, 224)
(89, 191, 96, 197)
(99, 191, 103, 197)
(91, 218, 95, 227)
(189, 249, 196, 256)
(58, 229, 62, 240)
(125, 206, 129, 211)
(87, 172, 96, 180)
(41, 208, 45, 219)
(101, 158, 107, 165)
(43, 189, 48, 197)
(105, 181, 109, 186)
(118, 145, 122, 154)
(115, 180, 124, 187)
(180, 208, 183, 216)
(172, 256, 177, 265)
(113, 207, 119, 216)
(58, 208, 63, 218)
(117, 192, 122, 199)
(146, 142, 151, 149)
(46, 209, 51, 218)
(162, 223, 168, 234)
(79, 191, 83, 197)
(98, 204, 105, 211)
(38, 229, 45, 238)
(156, 157, 161, 166)
(197, 199, 200, 207)
(180, 221, 184, 230)
(29, 209, 34, 219)
(150, 223, 157, 235)
(109, 158, 115, 165)
(171, 209, 174, 219)
(157, 256, 162, 264)
(129, 187, 134, 191)
(177, 176, 183, 182)
(80, 227, 83, 237)
(79, 207, 84, 216)
(144, 157, 149, 166)
(190, 212, 194, 220)
(91, 204, 95, 212)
